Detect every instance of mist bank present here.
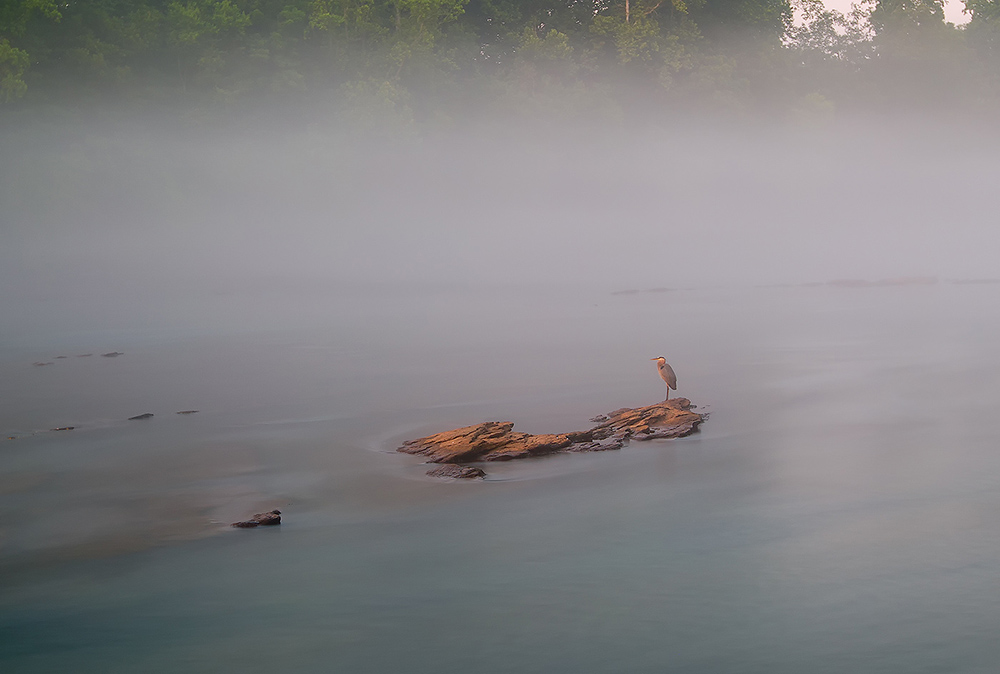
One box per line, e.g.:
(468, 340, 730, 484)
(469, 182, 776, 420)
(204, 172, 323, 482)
(4, 0, 1000, 123)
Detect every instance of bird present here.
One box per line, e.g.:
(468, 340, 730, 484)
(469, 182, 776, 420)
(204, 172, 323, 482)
(651, 357, 677, 402)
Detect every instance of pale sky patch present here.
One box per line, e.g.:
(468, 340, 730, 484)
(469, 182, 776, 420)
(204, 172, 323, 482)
(822, 0, 970, 24)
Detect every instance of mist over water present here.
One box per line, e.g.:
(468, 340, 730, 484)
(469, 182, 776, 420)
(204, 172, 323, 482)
(3, 112, 1000, 672)
(4, 114, 1000, 343)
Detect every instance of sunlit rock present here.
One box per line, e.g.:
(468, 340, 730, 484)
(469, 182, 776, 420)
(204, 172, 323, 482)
(400, 398, 705, 477)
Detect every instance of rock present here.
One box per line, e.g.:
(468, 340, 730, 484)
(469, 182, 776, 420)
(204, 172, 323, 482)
(176, 410, 199, 415)
(231, 509, 282, 528)
(128, 413, 154, 420)
(102, 352, 124, 357)
(51, 426, 75, 431)
(426, 464, 487, 479)
(32, 362, 54, 367)
(55, 356, 67, 359)
(399, 398, 705, 471)
(566, 437, 626, 452)
(590, 398, 703, 441)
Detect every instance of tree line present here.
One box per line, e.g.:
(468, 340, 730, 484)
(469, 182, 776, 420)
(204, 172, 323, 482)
(2, 0, 1000, 119)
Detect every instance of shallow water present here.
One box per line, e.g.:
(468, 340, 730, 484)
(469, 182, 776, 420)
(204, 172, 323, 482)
(2, 283, 1000, 673)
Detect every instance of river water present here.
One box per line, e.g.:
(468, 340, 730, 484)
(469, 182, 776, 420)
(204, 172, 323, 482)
(2, 282, 999, 673)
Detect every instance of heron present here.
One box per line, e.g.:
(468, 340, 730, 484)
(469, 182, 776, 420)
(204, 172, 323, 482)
(651, 356, 677, 401)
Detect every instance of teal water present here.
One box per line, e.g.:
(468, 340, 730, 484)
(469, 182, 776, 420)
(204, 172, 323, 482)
(2, 284, 1000, 673)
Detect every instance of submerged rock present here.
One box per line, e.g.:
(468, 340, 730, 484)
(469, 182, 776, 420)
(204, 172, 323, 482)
(231, 510, 282, 528)
(102, 352, 124, 358)
(401, 398, 705, 477)
(426, 464, 487, 479)
(128, 413, 154, 420)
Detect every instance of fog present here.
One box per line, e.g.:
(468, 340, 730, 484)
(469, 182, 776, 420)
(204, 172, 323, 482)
(5, 103, 1000, 672)
(3, 110, 998, 349)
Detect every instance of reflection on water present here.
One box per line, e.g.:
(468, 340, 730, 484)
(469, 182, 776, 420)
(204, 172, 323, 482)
(2, 283, 1000, 673)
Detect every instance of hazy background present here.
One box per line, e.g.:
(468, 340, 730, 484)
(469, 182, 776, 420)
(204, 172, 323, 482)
(3, 115, 999, 351)
(4, 0, 1000, 670)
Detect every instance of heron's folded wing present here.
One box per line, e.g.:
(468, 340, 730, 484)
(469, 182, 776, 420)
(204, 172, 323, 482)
(664, 363, 677, 389)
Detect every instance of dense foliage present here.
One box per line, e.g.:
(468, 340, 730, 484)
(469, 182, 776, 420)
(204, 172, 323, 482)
(1, 0, 999, 118)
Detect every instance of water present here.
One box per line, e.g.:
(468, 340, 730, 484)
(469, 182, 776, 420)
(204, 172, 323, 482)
(2, 283, 1000, 673)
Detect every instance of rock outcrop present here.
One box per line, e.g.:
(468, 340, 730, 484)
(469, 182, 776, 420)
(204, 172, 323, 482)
(426, 464, 487, 479)
(400, 398, 705, 477)
(231, 510, 282, 528)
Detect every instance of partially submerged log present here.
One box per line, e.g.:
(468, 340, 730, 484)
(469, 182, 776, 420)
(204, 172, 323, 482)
(400, 398, 705, 477)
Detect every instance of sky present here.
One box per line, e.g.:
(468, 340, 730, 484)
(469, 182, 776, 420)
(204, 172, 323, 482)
(823, 0, 970, 24)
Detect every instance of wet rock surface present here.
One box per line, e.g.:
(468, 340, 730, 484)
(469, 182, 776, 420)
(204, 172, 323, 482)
(401, 398, 705, 477)
(231, 510, 282, 528)
(426, 464, 487, 479)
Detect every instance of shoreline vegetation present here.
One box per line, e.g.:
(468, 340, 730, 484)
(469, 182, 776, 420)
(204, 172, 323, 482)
(2, 0, 1000, 129)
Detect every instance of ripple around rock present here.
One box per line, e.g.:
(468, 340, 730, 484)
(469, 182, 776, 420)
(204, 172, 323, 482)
(400, 398, 705, 478)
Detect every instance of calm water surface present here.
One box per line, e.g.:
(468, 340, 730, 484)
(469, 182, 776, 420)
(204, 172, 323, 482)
(2, 284, 999, 673)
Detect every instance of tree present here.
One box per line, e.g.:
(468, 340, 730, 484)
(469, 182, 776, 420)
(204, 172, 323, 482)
(166, 0, 252, 90)
(0, 0, 61, 102)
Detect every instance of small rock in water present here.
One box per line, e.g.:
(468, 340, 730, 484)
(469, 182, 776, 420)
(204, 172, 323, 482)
(231, 509, 282, 528)
(128, 413, 154, 420)
(426, 464, 487, 479)
(176, 410, 199, 415)
(51, 426, 75, 431)
(32, 362, 53, 367)
(102, 352, 124, 358)
(54, 356, 67, 359)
